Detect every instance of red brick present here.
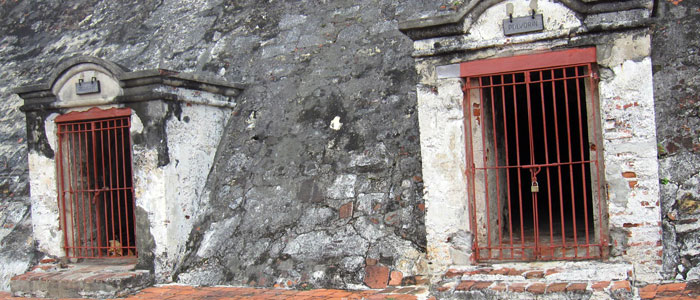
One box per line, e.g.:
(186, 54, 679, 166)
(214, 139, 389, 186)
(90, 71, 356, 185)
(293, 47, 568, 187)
(524, 271, 545, 279)
(444, 269, 463, 278)
(509, 283, 527, 292)
(657, 282, 687, 293)
(527, 283, 547, 294)
(470, 281, 492, 290)
(566, 283, 588, 292)
(611, 280, 631, 292)
(622, 172, 636, 178)
(489, 268, 510, 275)
(437, 284, 452, 292)
(546, 283, 568, 293)
(490, 283, 507, 291)
(545, 268, 560, 276)
(592, 281, 610, 291)
(629, 181, 638, 188)
(364, 265, 389, 289)
(506, 268, 524, 276)
(456, 281, 475, 291)
(640, 291, 657, 299)
(339, 202, 353, 219)
(639, 284, 658, 293)
(388, 271, 403, 286)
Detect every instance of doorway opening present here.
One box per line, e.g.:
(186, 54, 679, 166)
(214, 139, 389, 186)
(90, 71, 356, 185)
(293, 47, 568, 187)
(55, 107, 136, 259)
(463, 49, 605, 261)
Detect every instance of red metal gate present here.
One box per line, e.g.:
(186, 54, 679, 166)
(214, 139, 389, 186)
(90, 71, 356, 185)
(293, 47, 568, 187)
(55, 107, 136, 259)
(462, 48, 606, 261)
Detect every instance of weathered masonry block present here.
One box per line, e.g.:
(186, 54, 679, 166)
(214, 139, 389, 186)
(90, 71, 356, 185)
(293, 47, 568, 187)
(399, 0, 662, 291)
(14, 56, 243, 284)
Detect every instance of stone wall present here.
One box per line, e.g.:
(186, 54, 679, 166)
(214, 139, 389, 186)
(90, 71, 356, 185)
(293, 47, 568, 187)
(1, 0, 699, 294)
(0, 0, 465, 291)
(652, 0, 700, 281)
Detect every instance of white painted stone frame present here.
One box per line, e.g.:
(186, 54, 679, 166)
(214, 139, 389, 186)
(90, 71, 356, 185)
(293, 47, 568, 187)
(413, 1, 662, 284)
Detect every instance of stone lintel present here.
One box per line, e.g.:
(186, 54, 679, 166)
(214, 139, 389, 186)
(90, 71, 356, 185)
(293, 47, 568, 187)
(399, 0, 652, 42)
(15, 56, 243, 111)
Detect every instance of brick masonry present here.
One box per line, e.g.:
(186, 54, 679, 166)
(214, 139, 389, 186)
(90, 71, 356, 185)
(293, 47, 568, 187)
(1, 285, 427, 300)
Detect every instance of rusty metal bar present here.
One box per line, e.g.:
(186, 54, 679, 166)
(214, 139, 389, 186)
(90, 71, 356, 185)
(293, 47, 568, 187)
(551, 68, 567, 256)
(463, 52, 602, 261)
(477, 76, 493, 259)
(55, 108, 135, 259)
(512, 75, 525, 260)
(574, 66, 591, 258)
(500, 74, 515, 260)
(562, 67, 579, 258)
(536, 70, 555, 254)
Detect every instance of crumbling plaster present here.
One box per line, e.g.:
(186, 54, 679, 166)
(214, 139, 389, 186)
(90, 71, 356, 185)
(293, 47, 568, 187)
(408, 0, 662, 283)
(17, 57, 240, 284)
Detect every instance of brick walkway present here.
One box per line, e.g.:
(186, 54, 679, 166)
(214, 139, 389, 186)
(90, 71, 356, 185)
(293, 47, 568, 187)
(0, 285, 428, 300)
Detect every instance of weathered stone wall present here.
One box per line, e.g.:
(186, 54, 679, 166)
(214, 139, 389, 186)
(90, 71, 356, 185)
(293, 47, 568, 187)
(0, 0, 462, 291)
(652, 0, 700, 281)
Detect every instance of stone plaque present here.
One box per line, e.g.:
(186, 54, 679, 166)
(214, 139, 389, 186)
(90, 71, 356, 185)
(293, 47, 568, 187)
(503, 14, 544, 36)
(75, 78, 101, 95)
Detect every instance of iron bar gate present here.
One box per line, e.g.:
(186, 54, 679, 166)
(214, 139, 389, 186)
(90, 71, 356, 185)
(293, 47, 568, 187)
(462, 48, 606, 261)
(55, 107, 136, 259)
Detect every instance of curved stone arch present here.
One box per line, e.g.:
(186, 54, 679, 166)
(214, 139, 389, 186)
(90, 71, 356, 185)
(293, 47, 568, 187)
(48, 55, 128, 92)
(399, 0, 652, 40)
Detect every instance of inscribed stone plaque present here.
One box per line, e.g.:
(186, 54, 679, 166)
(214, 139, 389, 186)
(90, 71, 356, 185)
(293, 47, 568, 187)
(503, 14, 544, 36)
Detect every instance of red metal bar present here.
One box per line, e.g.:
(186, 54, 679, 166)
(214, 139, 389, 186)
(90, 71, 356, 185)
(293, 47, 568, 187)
(106, 119, 117, 255)
(55, 107, 132, 123)
(56, 125, 70, 257)
(500, 75, 515, 259)
(99, 120, 109, 258)
(561, 67, 579, 258)
(69, 124, 82, 258)
(56, 108, 135, 259)
(574, 67, 591, 257)
(487, 77, 504, 259)
(460, 48, 596, 77)
(588, 63, 606, 256)
(525, 71, 540, 259)
(464, 52, 603, 261)
(477, 76, 493, 259)
(551, 69, 568, 256)
(536, 70, 555, 255)
(118, 119, 128, 253)
(125, 117, 136, 255)
(511, 75, 525, 259)
(91, 124, 102, 258)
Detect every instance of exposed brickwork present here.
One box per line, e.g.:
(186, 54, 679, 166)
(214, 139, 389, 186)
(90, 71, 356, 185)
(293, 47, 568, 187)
(546, 282, 568, 293)
(364, 265, 390, 289)
(591, 281, 611, 291)
(339, 202, 354, 219)
(611, 280, 631, 292)
(389, 271, 403, 286)
(566, 283, 588, 292)
(0, 284, 428, 299)
(525, 282, 546, 294)
(640, 282, 700, 299)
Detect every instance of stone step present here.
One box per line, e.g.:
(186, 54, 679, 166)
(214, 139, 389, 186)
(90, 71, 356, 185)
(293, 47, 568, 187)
(10, 259, 153, 299)
(433, 262, 636, 298)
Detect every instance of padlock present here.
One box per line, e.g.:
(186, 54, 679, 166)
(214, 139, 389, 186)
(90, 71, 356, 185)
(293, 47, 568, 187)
(531, 181, 539, 193)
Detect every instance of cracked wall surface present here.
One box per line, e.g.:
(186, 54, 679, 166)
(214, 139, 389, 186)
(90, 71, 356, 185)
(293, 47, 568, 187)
(0, 0, 478, 291)
(652, 0, 700, 281)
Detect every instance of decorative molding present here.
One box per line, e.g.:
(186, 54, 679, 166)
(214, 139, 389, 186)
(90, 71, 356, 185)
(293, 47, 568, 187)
(399, 0, 652, 41)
